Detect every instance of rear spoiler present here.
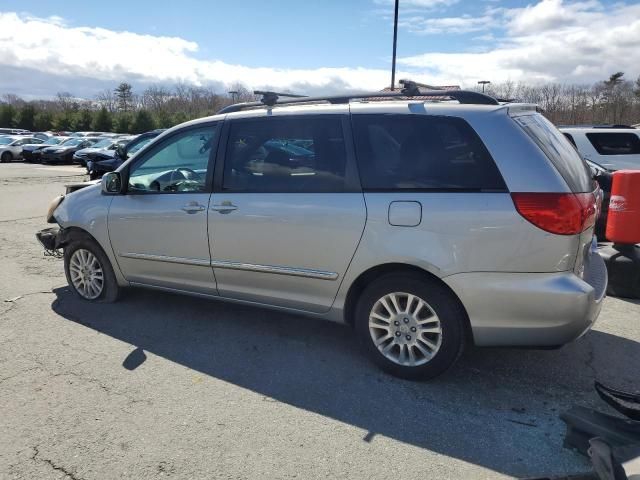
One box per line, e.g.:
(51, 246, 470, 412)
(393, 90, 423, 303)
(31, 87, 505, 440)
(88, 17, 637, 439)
(507, 104, 541, 117)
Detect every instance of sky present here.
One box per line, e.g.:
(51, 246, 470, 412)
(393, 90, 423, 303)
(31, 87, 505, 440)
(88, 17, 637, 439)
(0, 0, 639, 99)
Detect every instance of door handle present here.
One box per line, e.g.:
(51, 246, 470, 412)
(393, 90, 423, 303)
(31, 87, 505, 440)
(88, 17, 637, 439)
(211, 201, 238, 214)
(181, 202, 206, 214)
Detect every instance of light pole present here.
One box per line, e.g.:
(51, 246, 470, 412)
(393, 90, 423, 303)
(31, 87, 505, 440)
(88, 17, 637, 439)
(478, 80, 490, 93)
(390, 0, 399, 90)
(228, 90, 239, 104)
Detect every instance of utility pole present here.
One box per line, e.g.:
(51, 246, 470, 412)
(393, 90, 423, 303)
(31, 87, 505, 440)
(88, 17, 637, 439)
(390, 0, 399, 91)
(478, 80, 491, 93)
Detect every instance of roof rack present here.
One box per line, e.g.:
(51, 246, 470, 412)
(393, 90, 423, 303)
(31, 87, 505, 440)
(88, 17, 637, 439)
(217, 80, 500, 114)
(254, 90, 308, 106)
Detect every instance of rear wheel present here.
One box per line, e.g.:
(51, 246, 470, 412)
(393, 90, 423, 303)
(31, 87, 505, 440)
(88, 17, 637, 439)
(355, 272, 466, 380)
(64, 238, 120, 303)
(1, 152, 11, 163)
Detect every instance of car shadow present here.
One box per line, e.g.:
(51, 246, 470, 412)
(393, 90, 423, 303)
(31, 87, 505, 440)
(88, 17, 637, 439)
(50, 286, 640, 478)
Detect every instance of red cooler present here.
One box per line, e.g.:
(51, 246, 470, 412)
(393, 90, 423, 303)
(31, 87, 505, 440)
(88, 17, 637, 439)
(605, 170, 640, 245)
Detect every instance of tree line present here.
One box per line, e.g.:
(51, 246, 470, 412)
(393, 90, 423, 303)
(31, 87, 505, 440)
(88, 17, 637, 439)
(0, 82, 256, 134)
(0, 73, 639, 134)
(478, 72, 640, 125)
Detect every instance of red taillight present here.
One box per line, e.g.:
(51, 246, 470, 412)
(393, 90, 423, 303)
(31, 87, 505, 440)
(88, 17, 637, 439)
(511, 192, 597, 235)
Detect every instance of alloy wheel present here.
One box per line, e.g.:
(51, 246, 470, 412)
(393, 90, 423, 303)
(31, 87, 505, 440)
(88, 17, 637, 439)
(368, 292, 443, 367)
(69, 249, 104, 300)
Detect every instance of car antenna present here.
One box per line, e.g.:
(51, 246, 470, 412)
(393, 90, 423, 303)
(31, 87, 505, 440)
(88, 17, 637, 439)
(254, 90, 308, 107)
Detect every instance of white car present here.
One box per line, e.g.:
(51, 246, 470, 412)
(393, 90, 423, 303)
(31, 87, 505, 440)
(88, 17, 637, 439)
(0, 136, 44, 163)
(560, 126, 640, 171)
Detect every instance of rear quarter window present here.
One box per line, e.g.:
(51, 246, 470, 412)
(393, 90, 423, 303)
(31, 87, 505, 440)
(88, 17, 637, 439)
(514, 114, 593, 193)
(351, 114, 506, 191)
(586, 132, 640, 155)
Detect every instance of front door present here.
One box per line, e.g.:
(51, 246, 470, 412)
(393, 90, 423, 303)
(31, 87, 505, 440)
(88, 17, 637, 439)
(108, 124, 219, 295)
(208, 114, 366, 313)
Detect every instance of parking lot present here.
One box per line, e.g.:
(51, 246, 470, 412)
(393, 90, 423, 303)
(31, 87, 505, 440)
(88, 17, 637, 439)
(0, 162, 638, 479)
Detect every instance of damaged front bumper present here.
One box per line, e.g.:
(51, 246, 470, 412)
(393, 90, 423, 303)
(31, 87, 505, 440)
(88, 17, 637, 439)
(35, 226, 67, 257)
(36, 226, 61, 251)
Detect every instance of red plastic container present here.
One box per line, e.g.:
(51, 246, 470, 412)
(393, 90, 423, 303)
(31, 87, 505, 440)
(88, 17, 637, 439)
(606, 170, 640, 244)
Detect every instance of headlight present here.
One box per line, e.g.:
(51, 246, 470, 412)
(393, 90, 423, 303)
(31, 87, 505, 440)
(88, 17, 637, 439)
(46, 195, 64, 223)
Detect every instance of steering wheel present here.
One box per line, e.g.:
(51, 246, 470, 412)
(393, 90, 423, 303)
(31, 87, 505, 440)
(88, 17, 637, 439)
(165, 167, 201, 192)
(174, 167, 200, 180)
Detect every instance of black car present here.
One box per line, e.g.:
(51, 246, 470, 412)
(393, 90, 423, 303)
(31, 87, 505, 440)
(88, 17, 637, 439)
(73, 137, 134, 167)
(40, 138, 99, 164)
(22, 137, 69, 162)
(87, 129, 165, 179)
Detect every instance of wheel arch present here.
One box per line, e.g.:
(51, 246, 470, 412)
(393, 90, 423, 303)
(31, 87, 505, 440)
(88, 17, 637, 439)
(343, 263, 474, 344)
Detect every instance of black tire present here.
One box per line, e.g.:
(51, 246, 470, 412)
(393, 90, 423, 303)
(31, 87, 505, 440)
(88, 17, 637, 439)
(1, 151, 11, 163)
(64, 237, 120, 303)
(354, 272, 466, 380)
(89, 171, 99, 180)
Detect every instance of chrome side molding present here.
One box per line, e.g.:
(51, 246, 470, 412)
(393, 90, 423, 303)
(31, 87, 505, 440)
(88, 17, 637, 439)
(120, 252, 338, 281)
(120, 252, 211, 267)
(210, 259, 338, 280)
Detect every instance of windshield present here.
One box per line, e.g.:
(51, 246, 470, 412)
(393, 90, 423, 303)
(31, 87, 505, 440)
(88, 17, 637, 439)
(43, 137, 63, 145)
(0, 137, 13, 145)
(127, 137, 154, 155)
(60, 138, 84, 147)
(91, 139, 114, 149)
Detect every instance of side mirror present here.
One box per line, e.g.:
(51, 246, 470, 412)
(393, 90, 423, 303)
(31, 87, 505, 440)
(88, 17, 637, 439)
(102, 172, 123, 195)
(115, 145, 128, 160)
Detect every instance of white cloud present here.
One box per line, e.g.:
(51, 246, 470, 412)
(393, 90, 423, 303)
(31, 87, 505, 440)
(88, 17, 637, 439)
(400, 14, 495, 34)
(0, 2, 639, 99)
(374, 0, 459, 9)
(0, 11, 407, 97)
(398, 0, 640, 85)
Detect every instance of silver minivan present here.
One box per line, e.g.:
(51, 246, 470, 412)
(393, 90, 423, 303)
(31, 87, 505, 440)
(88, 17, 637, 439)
(37, 89, 607, 379)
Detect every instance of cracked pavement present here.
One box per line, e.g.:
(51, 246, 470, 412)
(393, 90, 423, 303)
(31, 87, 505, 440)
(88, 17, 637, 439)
(1, 162, 639, 479)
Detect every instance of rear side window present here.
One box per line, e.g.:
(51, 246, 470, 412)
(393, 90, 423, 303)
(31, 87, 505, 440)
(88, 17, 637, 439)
(351, 114, 506, 191)
(586, 132, 640, 155)
(223, 116, 348, 193)
(514, 114, 593, 193)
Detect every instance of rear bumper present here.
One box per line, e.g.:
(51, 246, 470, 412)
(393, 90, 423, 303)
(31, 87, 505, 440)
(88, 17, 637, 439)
(444, 250, 607, 347)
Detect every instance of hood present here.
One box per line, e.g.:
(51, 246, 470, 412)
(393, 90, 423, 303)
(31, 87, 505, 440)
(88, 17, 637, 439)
(75, 147, 111, 156)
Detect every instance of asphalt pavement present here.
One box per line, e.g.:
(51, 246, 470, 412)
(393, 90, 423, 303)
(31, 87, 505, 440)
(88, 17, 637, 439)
(1, 162, 639, 479)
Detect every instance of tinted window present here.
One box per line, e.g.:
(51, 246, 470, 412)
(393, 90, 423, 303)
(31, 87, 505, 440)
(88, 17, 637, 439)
(352, 114, 505, 191)
(586, 132, 640, 155)
(128, 125, 217, 193)
(514, 114, 593, 193)
(223, 117, 348, 193)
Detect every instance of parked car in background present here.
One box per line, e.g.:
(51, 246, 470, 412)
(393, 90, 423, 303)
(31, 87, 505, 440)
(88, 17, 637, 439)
(561, 126, 640, 240)
(560, 126, 640, 171)
(32, 132, 51, 141)
(23, 137, 70, 163)
(40, 137, 99, 164)
(87, 129, 164, 179)
(0, 128, 31, 136)
(70, 131, 108, 138)
(73, 137, 134, 167)
(38, 90, 606, 380)
(0, 136, 44, 162)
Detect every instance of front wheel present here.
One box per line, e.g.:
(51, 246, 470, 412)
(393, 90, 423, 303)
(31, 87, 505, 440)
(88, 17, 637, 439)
(1, 152, 11, 163)
(64, 238, 120, 303)
(355, 272, 466, 380)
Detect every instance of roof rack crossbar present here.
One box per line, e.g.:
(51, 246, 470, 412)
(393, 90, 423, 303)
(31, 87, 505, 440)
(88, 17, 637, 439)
(218, 84, 499, 114)
(254, 90, 308, 106)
